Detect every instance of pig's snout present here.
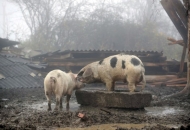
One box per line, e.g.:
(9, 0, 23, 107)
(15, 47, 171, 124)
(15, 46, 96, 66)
(79, 77, 85, 83)
(76, 75, 84, 82)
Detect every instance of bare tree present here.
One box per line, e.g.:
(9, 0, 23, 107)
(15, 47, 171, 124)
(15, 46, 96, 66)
(11, 0, 88, 51)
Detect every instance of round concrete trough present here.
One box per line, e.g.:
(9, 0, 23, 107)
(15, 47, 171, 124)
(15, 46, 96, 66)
(75, 90, 152, 109)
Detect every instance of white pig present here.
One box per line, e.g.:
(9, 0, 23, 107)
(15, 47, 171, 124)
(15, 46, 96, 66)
(44, 69, 85, 111)
(77, 54, 146, 92)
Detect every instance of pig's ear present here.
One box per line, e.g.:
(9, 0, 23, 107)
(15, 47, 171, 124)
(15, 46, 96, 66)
(83, 67, 93, 77)
(77, 68, 84, 76)
(73, 74, 77, 78)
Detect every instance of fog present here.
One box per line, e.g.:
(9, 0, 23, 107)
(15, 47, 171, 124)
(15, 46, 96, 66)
(0, 0, 184, 59)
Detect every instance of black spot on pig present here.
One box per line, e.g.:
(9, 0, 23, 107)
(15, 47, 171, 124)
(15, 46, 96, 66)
(131, 58, 140, 66)
(110, 57, 117, 68)
(122, 60, 125, 69)
(99, 59, 104, 65)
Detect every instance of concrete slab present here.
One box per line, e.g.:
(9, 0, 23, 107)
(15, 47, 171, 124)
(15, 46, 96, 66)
(75, 90, 152, 109)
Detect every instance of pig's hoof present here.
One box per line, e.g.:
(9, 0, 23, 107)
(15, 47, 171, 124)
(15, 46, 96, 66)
(54, 108, 58, 111)
(66, 107, 70, 111)
(47, 108, 52, 111)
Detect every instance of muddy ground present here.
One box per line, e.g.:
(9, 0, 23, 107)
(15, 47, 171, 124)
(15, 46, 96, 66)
(0, 84, 190, 130)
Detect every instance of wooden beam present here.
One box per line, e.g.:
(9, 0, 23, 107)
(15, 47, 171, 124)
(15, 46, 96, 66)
(161, 0, 187, 42)
(167, 37, 184, 46)
(166, 84, 186, 87)
(187, 0, 190, 94)
(145, 75, 178, 83)
(43, 53, 72, 61)
(166, 78, 187, 85)
(166, 77, 187, 83)
(171, 0, 188, 29)
(168, 41, 184, 46)
(45, 58, 101, 62)
(48, 61, 93, 66)
(179, 44, 187, 74)
(143, 62, 179, 66)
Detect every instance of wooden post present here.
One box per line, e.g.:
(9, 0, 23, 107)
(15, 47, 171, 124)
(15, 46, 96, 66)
(179, 44, 187, 75)
(187, 0, 190, 95)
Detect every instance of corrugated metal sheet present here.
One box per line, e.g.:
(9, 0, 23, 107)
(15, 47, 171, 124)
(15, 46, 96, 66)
(0, 54, 43, 89)
(1, 53, 30, 64)
(7, 57, 30, 64)
(32, 49, 163, 59)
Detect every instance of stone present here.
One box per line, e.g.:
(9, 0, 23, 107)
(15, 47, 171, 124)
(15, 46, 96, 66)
(75, 90, 152, 109)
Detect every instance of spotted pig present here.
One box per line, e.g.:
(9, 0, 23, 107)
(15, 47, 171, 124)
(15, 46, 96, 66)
(77, 54, 146, 92)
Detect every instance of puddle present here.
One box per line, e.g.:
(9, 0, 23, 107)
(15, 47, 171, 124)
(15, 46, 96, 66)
(27, 102, 185, 117)
(26, 101, 80, 112)
(145, 106, 184, 117)
(1, 98, 9, 101)
(57, 123, 151, 130)
(55, 123, 181, 130)
(26, 98, 184, 119)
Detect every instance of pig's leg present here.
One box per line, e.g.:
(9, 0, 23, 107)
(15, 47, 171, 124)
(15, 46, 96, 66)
(66, 95, 71, 111)
(105, 80, 114, 91)
(54, 95, 61, 111)
(140, 74, 146, 92)
(45, 92, 52, 111)
(60, 97, 63, 109)
(127, 81, 135, 92)
(126, 75, 136, 92)
(111, 82, 115, 91)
